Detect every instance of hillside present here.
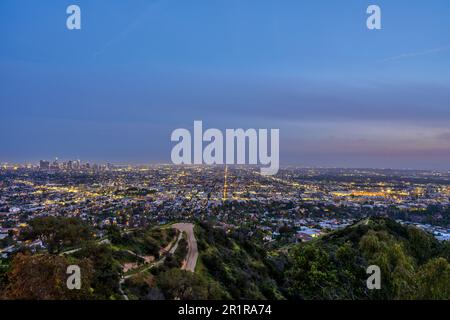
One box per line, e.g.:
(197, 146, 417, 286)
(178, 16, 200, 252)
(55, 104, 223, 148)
(193, 217, 450, 300)
(1, 217, 449, 300)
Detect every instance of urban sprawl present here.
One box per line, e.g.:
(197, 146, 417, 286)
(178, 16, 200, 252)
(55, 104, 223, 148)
(1, 160, 449, 258)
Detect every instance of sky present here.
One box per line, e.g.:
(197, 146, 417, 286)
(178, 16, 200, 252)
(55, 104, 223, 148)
(1, 0, 450, 169)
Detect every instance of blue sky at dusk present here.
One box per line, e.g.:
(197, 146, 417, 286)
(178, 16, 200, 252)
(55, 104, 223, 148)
(1, 0, 450, 169)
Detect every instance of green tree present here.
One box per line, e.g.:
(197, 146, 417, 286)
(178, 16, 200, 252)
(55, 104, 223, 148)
(359, 230, 416, 299)
(156, 269, 224, 300)
(73, 243, 122, 299)
(414, 257, 450, 300)
(21, 217, 92, 254)
(286, 244, 340, 299)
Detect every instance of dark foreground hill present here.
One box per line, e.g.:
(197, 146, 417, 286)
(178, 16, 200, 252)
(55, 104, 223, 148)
(283, 217, 450, 299)
(1, 217, 449, 300)
(192, 217, 450, 300)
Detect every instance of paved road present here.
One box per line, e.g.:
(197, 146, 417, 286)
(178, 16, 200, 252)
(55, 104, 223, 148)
(172, 223, 198, 272)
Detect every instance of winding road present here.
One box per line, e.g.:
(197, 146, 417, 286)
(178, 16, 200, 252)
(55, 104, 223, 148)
(171, 223, 198, 272)
(119, 222, 198, 299)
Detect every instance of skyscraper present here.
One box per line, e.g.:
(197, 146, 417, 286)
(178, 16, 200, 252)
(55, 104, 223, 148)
(39, 160, 50, 170)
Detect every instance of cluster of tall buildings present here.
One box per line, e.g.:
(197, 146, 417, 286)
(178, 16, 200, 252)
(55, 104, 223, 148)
(39, 159, 114, 171)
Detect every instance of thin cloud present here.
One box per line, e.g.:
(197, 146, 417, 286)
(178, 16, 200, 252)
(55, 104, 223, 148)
(437, 132, 450, 141)
(93, 1, 163, 58)
(380, 46, 450, 63)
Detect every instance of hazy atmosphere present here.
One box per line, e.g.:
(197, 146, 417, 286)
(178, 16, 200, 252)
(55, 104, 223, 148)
(1, 0, 450, 169)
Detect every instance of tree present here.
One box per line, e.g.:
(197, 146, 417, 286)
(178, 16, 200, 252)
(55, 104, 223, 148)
(406, 226, 436, 264)
(73, 243, 122, 299)
(21, 217, 93, 254)
(106, 225, 122, 245)
(286, 244, 340, 299)
(414, 257, 450, 300)
(2, 253, 93, 300)
(359, 230, 416, 299)
(156, 269, 223, 300)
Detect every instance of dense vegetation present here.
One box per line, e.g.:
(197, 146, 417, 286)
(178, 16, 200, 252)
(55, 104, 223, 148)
(20, 216, 93, 253)
(191, 218, 450, 300)
(195, 222, 284, 299)
(107, 224, 177, 258)
(285, 218, 450, 299)
(0, 217, 179, 299)
(1, 216, 449, 300)
(160, 236, 188, 270)
(1, 253, 93, 299)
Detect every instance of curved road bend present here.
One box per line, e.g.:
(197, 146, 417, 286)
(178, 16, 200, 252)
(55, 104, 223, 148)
(171, 223, 198, 272)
